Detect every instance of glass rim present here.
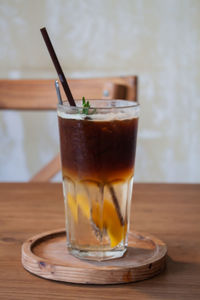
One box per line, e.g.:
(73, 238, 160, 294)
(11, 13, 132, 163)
(57, 99, 140, 111)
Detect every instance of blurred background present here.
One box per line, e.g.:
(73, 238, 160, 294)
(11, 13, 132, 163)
(0, 0, 199, 182)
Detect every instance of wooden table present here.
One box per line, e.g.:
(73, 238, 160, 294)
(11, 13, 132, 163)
(0, 183, 199, 299)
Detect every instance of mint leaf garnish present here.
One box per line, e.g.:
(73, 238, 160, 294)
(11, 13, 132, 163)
(82, 96, 90, 114)
(81, 97, 96, 115)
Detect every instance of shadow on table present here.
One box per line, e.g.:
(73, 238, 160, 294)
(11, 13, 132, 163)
(125, 256, 200, 299)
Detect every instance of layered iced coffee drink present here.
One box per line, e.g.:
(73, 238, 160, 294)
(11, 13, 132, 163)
(58, 100, 139, 260)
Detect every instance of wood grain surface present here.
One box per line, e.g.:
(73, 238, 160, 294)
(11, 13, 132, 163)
(0, 183, 200, 299)
(22, 228, 167, 284)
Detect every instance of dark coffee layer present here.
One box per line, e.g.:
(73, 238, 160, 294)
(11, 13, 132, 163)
(58, 116, 138, 183)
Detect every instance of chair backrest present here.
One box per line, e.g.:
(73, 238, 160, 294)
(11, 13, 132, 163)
(0, 76, 138, 181)
(0, 76, 138, 110)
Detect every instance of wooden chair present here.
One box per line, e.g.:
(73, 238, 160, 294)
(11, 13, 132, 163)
(0, 76, 138, 181)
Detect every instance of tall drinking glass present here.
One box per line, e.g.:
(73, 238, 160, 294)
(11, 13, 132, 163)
(57, 100, 139, 261)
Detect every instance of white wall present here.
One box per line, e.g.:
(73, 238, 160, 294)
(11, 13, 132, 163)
(0, 0, 200, 182)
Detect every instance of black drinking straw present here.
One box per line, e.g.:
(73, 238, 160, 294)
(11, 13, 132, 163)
(40, 27, 76, 107)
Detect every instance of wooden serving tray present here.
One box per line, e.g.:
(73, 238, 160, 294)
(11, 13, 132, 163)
(22, 228, 167, 284)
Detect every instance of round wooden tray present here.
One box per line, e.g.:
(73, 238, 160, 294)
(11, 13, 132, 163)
(22, 228, 167, 284)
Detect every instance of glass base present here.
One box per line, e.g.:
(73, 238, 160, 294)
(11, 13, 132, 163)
(68, 246, 127, 261)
